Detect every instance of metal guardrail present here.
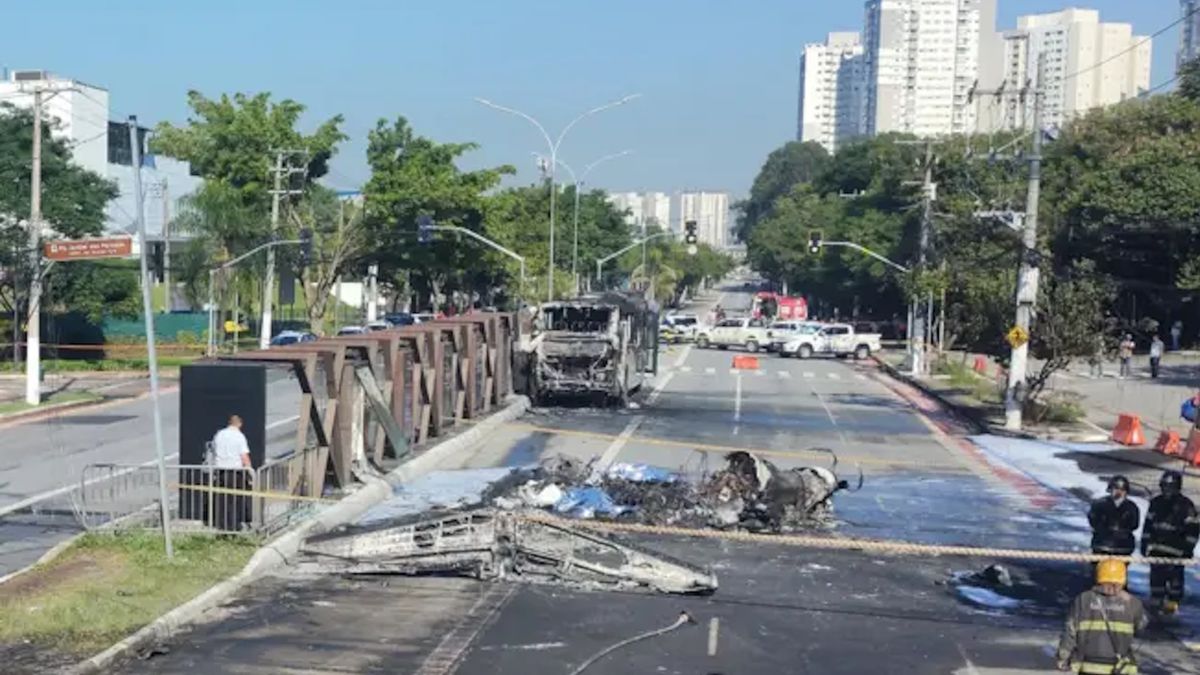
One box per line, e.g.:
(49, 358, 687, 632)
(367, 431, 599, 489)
(76, 447, 324, 535)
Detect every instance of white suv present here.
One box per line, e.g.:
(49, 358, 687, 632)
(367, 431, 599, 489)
(766, 320, 822, 352)
(696, 317, 772, 352)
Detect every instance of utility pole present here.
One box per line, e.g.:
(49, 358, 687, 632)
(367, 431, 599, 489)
(130, 116, 174, 559)
(261, 150, 305, 349)
(897, 139, 939, 377)
(24, 89, 44, 405)
(968, 53, 1046, 430)
(366, 264, 379, 322)
(1005, 54, 1046, 431)
(161, 179, 171, 313)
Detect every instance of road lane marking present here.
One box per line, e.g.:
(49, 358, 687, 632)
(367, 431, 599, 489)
(267, 414, 300, 430)
(855, 374, 867, 381)
(733, 372, 743, 436)
(803, 372, 815, 379)
(778, 371, 791, 379)
(502, 422, 968, 470)
(728, 368, 738, 375)
(594, 416, 644, 472)
(680, 366, 693, 373)
(646, 344, 692, 406)
(754, 370, 764, 377)
(705, 367, 716, 375)
(828, 373, 841, 380)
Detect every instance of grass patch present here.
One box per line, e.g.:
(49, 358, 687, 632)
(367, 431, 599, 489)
(1025, 391, 1086, 425)
(0, 390, 102, 416)
(0, 532, 256, 656)
(0, 355, 200, 373)
(933, 359, 1002, 404)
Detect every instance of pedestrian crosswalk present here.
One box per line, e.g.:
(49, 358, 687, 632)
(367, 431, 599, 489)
(673, 365, 869, 382)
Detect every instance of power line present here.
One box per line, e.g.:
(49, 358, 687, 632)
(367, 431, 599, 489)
(1061, 4, 1199, 86)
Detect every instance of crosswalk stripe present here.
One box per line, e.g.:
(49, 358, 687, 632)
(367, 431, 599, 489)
(828, 373, 841, 380)
(680, 366, 692, 373)
(803, 372, 815, 379)
(778, 371, 791, 379)
(729, 368, 738, 375)
(755, 370, 765, 377)
(705, 367, 716, 375)
(855, 374, 867, 381)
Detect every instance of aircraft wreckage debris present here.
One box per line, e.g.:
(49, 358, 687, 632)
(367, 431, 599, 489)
(299, 451, 859, 595)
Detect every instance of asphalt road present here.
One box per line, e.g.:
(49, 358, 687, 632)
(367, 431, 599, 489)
(101, 288, 1199, 674)
(0, 369, 304, 576)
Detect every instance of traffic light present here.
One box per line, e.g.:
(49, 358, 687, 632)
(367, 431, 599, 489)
(299, 228, 313, 267)
(417, 215, 434, 245)
(684, 220, 698, 245)
(808, 230, 822, 254)
(149, 241, 165, 282)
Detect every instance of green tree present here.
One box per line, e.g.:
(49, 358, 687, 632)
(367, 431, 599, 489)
(362, 116, 512, 311)
(0, 104, 124, 333)
(735, 141, 829, 241)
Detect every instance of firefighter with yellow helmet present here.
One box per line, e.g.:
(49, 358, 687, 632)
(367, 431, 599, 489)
(1055, 559, 1148, 673)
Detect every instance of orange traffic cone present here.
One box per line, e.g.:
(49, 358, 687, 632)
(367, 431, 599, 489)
(1111, 414, 1146, 446)
(1154, 430, 1183, 456)
(732, 355, 759, 370)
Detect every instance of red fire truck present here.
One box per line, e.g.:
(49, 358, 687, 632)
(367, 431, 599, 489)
(752, 292, 808, 321)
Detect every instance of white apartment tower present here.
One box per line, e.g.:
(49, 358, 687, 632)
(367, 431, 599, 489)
(796, 32, 868, 152)
(607, 191, 671, 233)
(980, 9, 1151, 131)
(863, 0, 994, 137)
(678, 192, 730, 249)
(1181, 1, 1200, 72)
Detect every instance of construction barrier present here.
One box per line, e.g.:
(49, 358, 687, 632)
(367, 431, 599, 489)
(1184, 429, 1200, 468)
(1154, 430, 1183, 457)
(1110, 413, 1146, 446)
(732, 355, 759, 370)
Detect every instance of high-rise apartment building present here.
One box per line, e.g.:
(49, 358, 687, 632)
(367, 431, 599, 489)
(1181, 1, 1200, 71)
(677, 192, 730, 249)
(978, 9, 1150, 131)
(863, 0, 994, 137)
(796, 32, 868, 152)
(607, 192, 671, 233)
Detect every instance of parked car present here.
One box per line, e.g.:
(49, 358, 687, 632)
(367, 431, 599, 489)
(413, 313, 437, 324)
(270, 330, 317, 346)
(779, 323, 882, 360)
(384, 312, 416, 327)
(336, 325, 367, 336)
(660, 314, 701, 343)
(766, 320, 823, 352)
(695, 317, 772, 352)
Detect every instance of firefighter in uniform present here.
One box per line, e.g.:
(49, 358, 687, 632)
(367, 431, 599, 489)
(1056, 559, 1148, 673)
(1141, 470, 1199, 615)
(1088, 476, 1140, 558)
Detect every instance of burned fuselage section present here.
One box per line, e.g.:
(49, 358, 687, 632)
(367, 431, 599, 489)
(526, 295, 657, 405)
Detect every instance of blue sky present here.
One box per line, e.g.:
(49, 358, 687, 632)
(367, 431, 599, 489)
(2, 1, 1181, 197)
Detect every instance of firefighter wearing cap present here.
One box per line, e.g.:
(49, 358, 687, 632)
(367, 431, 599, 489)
(1056, 559, 1148, 673)
(1088, 476, 1140, 557)
(1141, 470, 1199, 615)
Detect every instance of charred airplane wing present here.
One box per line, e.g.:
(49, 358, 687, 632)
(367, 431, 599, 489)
(300, 509, 717, 595)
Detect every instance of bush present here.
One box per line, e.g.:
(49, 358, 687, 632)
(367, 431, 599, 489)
(1025, 392, 1085, 425)
(175, 330, 200, 345)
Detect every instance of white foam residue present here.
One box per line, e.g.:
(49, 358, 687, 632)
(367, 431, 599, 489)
(956, 585, 1021, 609)
(357, 467, 516, 524)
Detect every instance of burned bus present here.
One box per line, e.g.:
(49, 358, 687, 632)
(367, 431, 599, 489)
(521, 292, 659, 406)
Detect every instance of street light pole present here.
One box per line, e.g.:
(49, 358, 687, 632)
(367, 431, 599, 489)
(476, 96, 640, 302)
(536, 150, 634, 296)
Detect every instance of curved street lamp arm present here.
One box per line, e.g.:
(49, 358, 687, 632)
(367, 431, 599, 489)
(553, 94, 641, 152)
(475, 98, 555, 155)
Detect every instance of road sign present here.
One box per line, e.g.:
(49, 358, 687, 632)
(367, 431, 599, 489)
(1006, 325, 1029, 349)
(44, 237, 133, 261)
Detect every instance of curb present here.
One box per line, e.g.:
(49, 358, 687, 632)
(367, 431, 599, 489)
(69, 394, 530, 675)
(0, 385, 180, 431)
(0, 397, 105, 424)
(0, 532, 86, 587)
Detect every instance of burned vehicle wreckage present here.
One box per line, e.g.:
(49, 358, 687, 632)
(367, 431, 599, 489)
(300, 451, 860, 596)
(517, 293, 659, 406)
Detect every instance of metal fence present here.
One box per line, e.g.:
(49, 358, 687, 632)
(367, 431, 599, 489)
(76, 447, 325, 535)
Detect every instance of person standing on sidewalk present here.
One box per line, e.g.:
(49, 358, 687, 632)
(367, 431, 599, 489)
(1148, 335, 1164, 379)
(1117, 334, 1135, 379)
(1055, 560, 1147, 673)
(211, 414, 253, 531)
(1089, 476, 1140, 559)
(1141, 470, 1199, 616)
(1170, 320, 1182, 351)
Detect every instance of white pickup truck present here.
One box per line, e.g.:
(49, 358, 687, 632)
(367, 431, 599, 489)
(779, 323, 882, 360)
(695, 317, 772, 352)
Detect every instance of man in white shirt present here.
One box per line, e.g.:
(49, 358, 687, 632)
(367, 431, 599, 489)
(210, 415, 252, 530)
(212, 415, 251, 469)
